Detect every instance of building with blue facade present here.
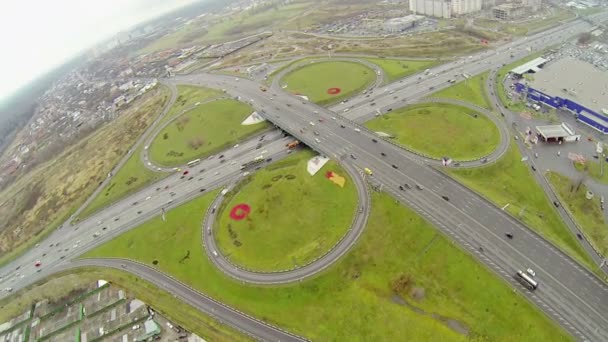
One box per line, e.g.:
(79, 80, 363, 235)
(515, 83, 608, 134)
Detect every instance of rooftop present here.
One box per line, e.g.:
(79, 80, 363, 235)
(536, 123, 576, 139)
(511, 57, 548, 75)
(529, 57, 608, 112)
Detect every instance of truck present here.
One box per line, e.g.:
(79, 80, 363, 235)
(364, 168, 373, 176)
(286, 140, 300, 149)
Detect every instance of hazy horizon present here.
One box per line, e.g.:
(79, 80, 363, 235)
(0, 0, 202, 104)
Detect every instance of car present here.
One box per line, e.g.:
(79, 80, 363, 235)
(200, 188, 206, 192)
(314, 131, 320, 136)
(392, 164, 398, 169)
(399, 185, 404, 191)
(381, 152, 387, 156)
(266, 158, 273, 162)
(219, 154, 225, 159)
(415, 184, 423, 190)
(60, 255, 65, 259)
(34, 260, 41, 267)
(313, 110, 319, 114)
(137, 211, 143, 214)
(354, 128, 361, 133)
(370, 102, 376, 106)
(188, 176, 194, 180)
(114, 217, 120, 222)
(132, 201, 138, 206)
(214, 171, 220, 175)
(42, 253, 47, 257)
(102, 227, 107, 231)
(553, 201, 560, 208)
(404, 183, 411, 189)
(167, 200, 174, 204)
(531, 165, 537, 171)
(340, 124, 345, 128)
(220, 159, 226, 164)
(183, 170, 189, 175)
(386, 108, 393, 112)
(170, 192, 176, 196)
(93, 232, 100, 237)
(309, 121, 315, 126)
(156, 187, 161, 191)
(577, 233, 583, 240)
(372, 139, 378, 143)
(350, 154, 357, 160)
(442, 195, 449, 201)
(180, 175, 185, 179)
(318, 118, 325, 122)
(526, 268, 536, 277)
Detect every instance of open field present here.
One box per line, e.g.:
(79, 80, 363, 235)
(0, 268, 250, 342)
(365, 103, 499, 160)
(217, 30, 484, 71)
(85, 189, 569, 341)
(149, 99, 269, 167)
(547, 172, 608, 256)
(363, 58, 438, 83)
(0, 88, 170, 266)
(448, 144, 597, 272)
(474, 9, 576, 36)
(432, 72, 491, 109)
(574, 160, 608, 185)
(162, 85, 224, 125)
(139, 2, 314, 54)
(282, 61, 375, 105)
(216, 150, 357, 271)
(77, 145, 168, 220)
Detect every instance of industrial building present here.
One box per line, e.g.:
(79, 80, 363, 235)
(492, 0, 542, 20)
(383, 15, 425, 32)
(514, 58, 608, 133)
(492, 3, 528, 20)
(409, 0, 452, 18)
(410, 0, 484, 17)
(535, 123, 580, 142)
(452, 0, 482, 15)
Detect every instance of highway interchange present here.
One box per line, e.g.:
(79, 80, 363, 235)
(2, 11, 608, 342)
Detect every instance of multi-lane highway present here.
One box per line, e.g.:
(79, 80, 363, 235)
(174, 12, 608, 338)
(1, 10, 608, 342)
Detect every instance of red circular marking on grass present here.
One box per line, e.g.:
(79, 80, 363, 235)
(229, 204, 251, 220)
(327, 87, 342, 95)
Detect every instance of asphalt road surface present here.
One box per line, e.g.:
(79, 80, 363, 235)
(177, 38, 608, 339)
(1, 11, 608, 342)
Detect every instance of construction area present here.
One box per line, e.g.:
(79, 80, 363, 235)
(0, 281, 201, 342)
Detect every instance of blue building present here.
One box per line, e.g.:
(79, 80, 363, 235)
(514, 83, 608, 134)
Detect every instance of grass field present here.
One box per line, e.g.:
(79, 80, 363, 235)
(574, 160, 608, 185)
(77, 145, 169, 219)
(139, 2, 313, 54)
(363, 58, 438, 83)
(432, 72, 492, 109)
(448, 144, 597, 272)
(547, 172, 608, 256)
(149, 99, 269, 167)
(282, 61, 376, 105)
(365, 103, 500, 160)
(78, 85, 222, 219)
(0, 269, 250, 342)
(85, 190, 569, 341)
(216, 150, 357, 271)
(0, 88, 170, 266)
(162, 85, 224, 125)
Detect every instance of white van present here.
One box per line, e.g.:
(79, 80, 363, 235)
(354, 128, 361, 133)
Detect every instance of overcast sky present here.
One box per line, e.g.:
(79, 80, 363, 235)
(0, 0, 199, 102)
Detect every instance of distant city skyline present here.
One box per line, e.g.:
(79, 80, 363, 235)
(0, 0, 200, 103)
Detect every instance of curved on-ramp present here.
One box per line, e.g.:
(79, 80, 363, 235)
(202, 160, 371, 284)
(62, 258, 308, 342)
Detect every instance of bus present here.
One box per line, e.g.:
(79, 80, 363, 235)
(187, 159, 201, 167)
(515, 270, 538, 290)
